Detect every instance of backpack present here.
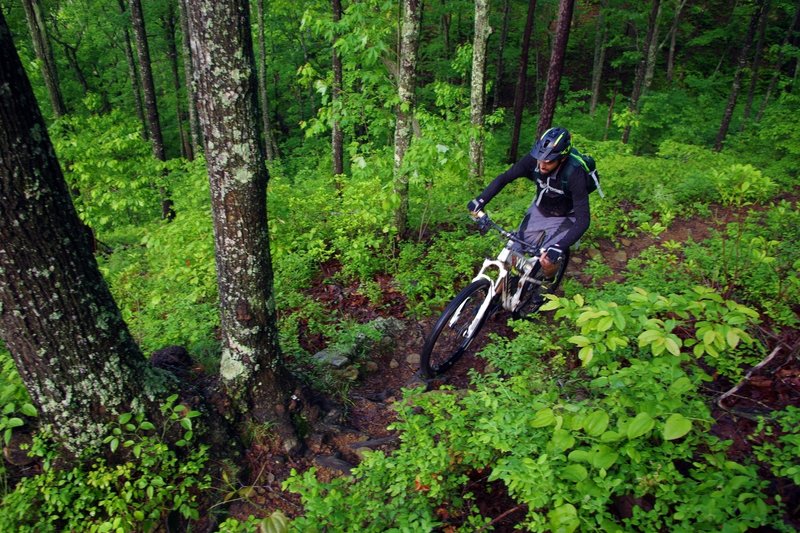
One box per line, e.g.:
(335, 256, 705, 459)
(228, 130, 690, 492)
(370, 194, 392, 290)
(565, 147, 604, 198)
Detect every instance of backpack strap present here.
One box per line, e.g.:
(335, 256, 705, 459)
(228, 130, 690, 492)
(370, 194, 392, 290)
(535, 167, 566, 206)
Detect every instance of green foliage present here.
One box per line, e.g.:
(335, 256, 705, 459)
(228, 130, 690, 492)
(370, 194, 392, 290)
(751, 406, 800, 486)
(0, 397, 210, 531)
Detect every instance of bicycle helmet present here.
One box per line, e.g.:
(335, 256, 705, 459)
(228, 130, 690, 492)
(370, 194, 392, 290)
(530, 127, 571, 162)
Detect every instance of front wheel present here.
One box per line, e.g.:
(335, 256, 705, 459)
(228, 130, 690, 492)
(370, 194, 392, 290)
(420, 279, 493, 378)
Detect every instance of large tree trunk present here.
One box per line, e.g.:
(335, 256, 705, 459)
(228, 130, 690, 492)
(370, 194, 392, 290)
(331, 0, 344, 176)
(622, 0, 661, 145)
(714, 0, 765, 152)
(129, 0, 166, 162)
(469, 0, 491, 181)
(21, 0, 67, 117)
(178, 0, 201, 157)
(536, 0, 575, 137)
(393, 0, 421, 237)
(162, 1, 191, 160)
(185, 0, 299, 454)
(491, 0, 511, 111)
(117, 0, 148, 140)
(508, 0, 537, 163)
(257, 0, 279, 161)
(590, 0, 608, 116)
(0, 13, 166, 456)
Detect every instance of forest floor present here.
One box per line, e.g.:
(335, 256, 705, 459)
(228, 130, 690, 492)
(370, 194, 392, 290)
(231, 205, 800, 531)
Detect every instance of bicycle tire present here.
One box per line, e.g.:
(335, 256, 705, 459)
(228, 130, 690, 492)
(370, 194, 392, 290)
(513, 249, 571, 318)
(420, 279, 493, 378)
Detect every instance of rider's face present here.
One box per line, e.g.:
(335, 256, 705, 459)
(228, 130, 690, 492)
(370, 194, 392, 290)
(538, 158, 561, 175)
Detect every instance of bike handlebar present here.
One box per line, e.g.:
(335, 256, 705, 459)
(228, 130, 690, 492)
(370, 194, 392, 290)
(470, 210, 541, 255)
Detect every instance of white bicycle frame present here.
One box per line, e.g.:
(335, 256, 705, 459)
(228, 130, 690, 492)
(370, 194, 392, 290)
(449, 211, 545, 339)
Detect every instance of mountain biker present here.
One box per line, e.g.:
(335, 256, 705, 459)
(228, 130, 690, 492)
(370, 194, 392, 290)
(467, 127, 590, 278)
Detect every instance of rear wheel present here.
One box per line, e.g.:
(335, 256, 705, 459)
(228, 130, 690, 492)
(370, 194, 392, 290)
(420, 279, 493, 378)
(513, 249, 570, 318)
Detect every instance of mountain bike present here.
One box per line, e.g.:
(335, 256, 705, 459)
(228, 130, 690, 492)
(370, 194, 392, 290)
(419, 209, 570, 378)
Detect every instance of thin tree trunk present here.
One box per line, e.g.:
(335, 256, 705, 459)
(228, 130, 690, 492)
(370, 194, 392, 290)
(756, 2, 800, 121)
(441, 0, 451, 63)
(129, 0, 166, 162)
(714, 0, 765, 152)
(0, 13, 169, 456)
(393, 0, 421, 236)
(508, 0, 537, 163)
(257, 0, 278, 161)
(491, 0, 511, 111)
(178, 0, 201, 157)
(470, 0, 492, 181)
(622, 0, 661, 144)
(741, 0, 770, 128)
(666, 0, 687, 84)
(117, 0, 148, 140)
(331, 0, 344, 175)
(604, 87, 616, 140)
(163, 1, 190, 160)
(185, 0, 299, 454)
(537, 0, 575, 137)
(643, 0, 663, 89)
(21, 0, 67, 117)
(590, 0, 608, 116)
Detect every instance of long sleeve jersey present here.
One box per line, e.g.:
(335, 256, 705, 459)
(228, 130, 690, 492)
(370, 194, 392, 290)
(476, 153, 591, 249)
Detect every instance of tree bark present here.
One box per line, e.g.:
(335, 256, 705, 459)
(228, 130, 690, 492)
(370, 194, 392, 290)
(536, 0, 575, 137)
(590, 0, 608, 116)
(0, 13, 167, 456)
(741, 0, 770, 127)
(128, 0, 166, 162)
(178, 0, 201, 157)
(21, 0, 67, 117)
(714, 0, 765, 152)
(393, 0, 421, 236)
(117, 0, 148, 141)
(665, 0, 688, 84)
(491, 0, 511, 111)
(755, 2, 800, 121)
(643, 0, 663, 89)
(257, 0, 279, 161)
(185, 0, 299, 453)
(622, 0, 661, 145)
(508, 0, 537, 163)
(331, 0, 344, 176)
(469, 0, 491, 181)
(162, 1, 191, 160)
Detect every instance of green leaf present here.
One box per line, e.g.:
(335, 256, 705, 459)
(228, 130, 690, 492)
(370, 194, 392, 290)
(668, 377, 694, 396)
(584, 409, 610, 437)
(560, 464, 588, 483)
(118, 412, 132, 424)
(551, 428, 575, 451)
(531, 408, 555, 428)
(568, 335, 591, 347)
(6, 417, 23, 429)
(20, 403, 37, 417)
(591, 445, 619, 469)
(663, 414, 693, 441)
(548, 503, 579, 533)
(627, 412, 655, 440)
(110, 437, 119, 453)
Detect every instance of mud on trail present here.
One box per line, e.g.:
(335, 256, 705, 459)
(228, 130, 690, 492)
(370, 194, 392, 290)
(237, 207, 798, 529)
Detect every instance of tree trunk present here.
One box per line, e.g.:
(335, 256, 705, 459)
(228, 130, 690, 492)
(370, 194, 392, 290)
(128, 0, 166, 162)
(590, 0, 607, 116)
(643, 0, 663, 89)
(393, 0, 421, 236)
(178, 0, 201, 157)
(536, 0, 575, 137)
(441, 0, 451, 61)
(622, 0, 661, 145)
(20, 0, 67, 117)
(756, 2, 800, 121)
(741, 0, 770, 128)
(666, 0, 687, 84)
(0, 13, 167, 456)
(162, 1, 191, 160)
(714, 0, 765, 152)
(184, 0, 299, 454)
(331, 0, 344, 176)
(257, 0, 279, 161)
(491, 0, 511, 111)
(117, 0, 148, 140)
(508, 0, 537, 163)
(469, 0, 491, 181)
